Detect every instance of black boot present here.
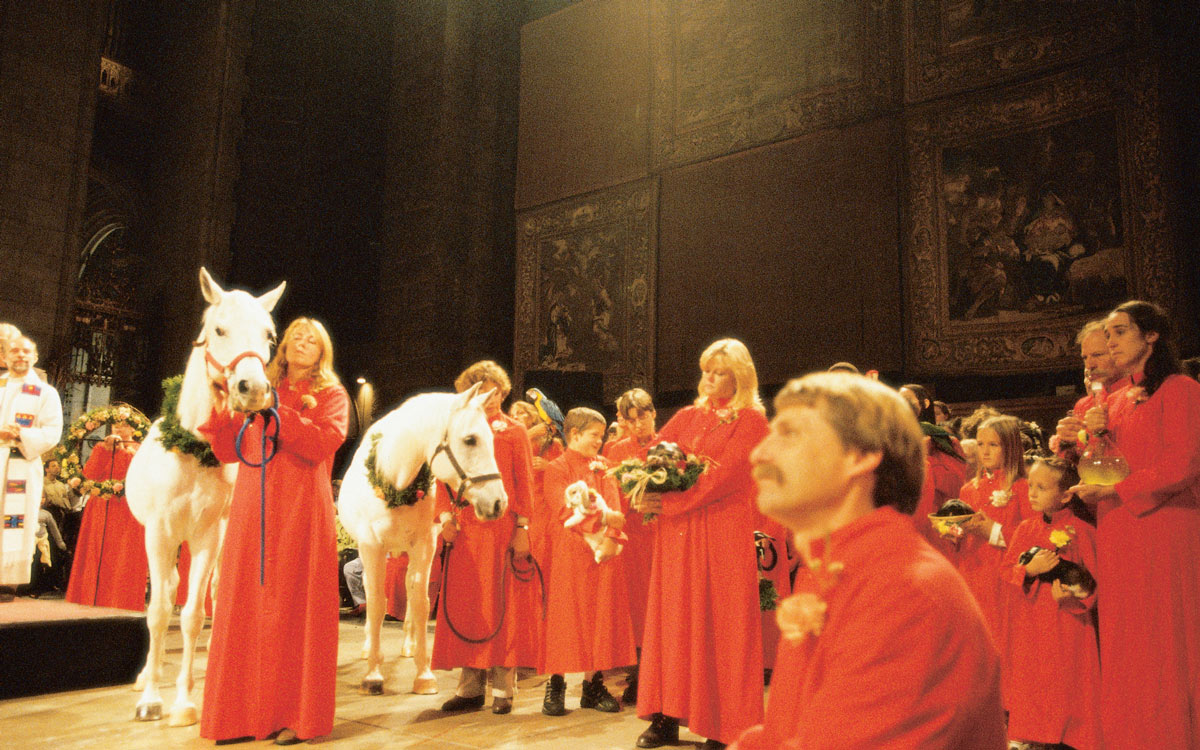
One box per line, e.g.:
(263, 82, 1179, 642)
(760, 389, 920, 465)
(636, 713, 679, 748)
(542, 673, 566, 716)
(579, 671, 620, 712)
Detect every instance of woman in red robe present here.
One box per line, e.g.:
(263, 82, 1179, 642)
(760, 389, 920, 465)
(198, 317, 348, 745)
(1072, 300, 1200, 750)
(540, 407, 636, 714)
(635, 339, 769, 750)
(1003, 457, 1099, 750)
(65, 423, 147, 611)
(432, 361, 539, 716)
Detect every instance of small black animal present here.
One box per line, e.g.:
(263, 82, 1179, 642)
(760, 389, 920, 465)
(1017, 546, 1097, 598)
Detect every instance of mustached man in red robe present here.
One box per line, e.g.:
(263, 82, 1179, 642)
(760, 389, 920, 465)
(733, 372, 1005, 750)
(635, 339, 768, 750)
(433, 361, 539, 717)
(66, 420, 147, 611)
(1071, 301, 1200, 750)
(199, 317, 349, 745)
(602, 387, 659, 704)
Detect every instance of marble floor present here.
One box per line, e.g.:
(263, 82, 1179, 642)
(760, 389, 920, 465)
(0, 607, 718, 749)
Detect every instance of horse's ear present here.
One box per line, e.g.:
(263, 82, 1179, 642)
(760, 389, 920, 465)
(199, 267, 225, 305)
(452, 381, 484, 411)
(257, 280, 286, 312)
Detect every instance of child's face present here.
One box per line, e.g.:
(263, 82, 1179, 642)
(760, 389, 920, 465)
(976, 427, 1003, 472)
(1027, 463, 1069, 513)
(568, 422, 606, 457)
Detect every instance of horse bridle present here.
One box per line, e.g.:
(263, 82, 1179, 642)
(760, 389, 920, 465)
(431, 430, 503, 508)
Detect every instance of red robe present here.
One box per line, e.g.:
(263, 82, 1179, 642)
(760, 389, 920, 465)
(1002, 509, 1099, 750)
(198, 378, 348, 742)
(602, 433, 657, 645)
(1097, 373, 1200, 750)
(65, 443, 147, 611)
(431, 412, 540, 670)
(539, 449, 637, 673)
(730, 508, 1006, 750)
(637, 401, 768, 745)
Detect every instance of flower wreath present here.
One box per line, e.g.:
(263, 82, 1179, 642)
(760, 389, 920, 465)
(54, 403, 151, 501)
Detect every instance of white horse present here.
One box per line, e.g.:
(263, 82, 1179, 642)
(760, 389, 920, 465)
(337, 383, 508, 695)
(124, 267, 284, 725)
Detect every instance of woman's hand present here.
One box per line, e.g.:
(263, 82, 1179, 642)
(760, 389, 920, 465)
(960, 512, 995, 539)
(1023, 548, 1060, 576)
(510, 526, 530, 558)
(1068, 483, 1118, 505)
(635, 491, 663, 515)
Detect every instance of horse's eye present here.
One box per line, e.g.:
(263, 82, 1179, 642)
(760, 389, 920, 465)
(464, 435, 478, 447)
(215, 327, 227, 337)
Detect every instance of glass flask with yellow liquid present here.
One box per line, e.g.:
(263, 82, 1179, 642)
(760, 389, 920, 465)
(1076, 382, 1130, 486)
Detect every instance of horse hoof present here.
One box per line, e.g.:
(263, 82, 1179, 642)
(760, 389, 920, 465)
(362, 678, 384, 696)
(412, 675, 437, 695)
(167, 706, 199, 727)
(134, 702, 163, 722)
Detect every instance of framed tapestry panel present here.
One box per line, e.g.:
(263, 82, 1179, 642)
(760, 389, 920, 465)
(903, 0, 1137, 104)
(514, 178, 658, 403)
(903, 59, 1172, 376)
(649, 0, 897, 170)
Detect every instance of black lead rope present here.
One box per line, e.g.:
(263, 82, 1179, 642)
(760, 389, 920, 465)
(438, 543, 546, 644)
(234, 397, 280, 586)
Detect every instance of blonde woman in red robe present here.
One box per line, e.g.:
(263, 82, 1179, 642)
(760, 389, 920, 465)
(433, 361, 538, 716)
(65, 421, 147, 611)
(1071, 300, 1200, 750)
(199, 317, 348, 745)
(1002, 457, 1099, 750)
(634, 339, 768, 750)
(540, 407, 636, 715)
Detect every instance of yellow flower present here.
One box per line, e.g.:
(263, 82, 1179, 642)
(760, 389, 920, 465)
(1049, 529, 1073, 548)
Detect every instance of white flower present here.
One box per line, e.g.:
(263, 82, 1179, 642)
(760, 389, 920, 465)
(491, 419, 507, 432)
(990, 489, 1011, 507)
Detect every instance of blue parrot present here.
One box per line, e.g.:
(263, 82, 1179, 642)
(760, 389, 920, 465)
(525, 387, 564, 439)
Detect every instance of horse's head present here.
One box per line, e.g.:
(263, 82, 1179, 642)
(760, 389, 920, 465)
(432, 382, 508, 521)
(196, 267, 286, 413)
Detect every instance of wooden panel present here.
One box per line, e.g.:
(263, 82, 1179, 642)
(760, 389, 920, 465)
(514, 178, 658, 403)
(516, 0, 651, 210)
(649, 0, 897, 169)
(656, 117, 902, 392)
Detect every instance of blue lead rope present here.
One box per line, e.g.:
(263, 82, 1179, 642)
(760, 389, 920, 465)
(234, 396, 280, 585)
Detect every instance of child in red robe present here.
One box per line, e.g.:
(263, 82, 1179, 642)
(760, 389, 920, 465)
(540, 407, 636, 715)
(1003, 457, 1099, 750)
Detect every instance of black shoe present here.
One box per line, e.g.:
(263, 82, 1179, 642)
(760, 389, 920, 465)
(579, 672, 620, 712)
(542, 673, 566, 716)
(700, 741, 726, 750)
(636, 713, 679, 748)
(492, 697, 512, 715)
(621, 673, 638, 704)
(441, 694, 485, 712)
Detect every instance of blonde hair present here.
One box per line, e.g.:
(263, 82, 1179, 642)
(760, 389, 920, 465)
(973, 415, 1026, 490)
(615, 388, 655, 419)
(267, 317, 339, 392)
(774, 372, 925, 513)
(454, 360, 512, 397)
(695, 338, 764, 413)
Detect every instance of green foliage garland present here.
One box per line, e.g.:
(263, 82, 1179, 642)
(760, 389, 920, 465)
(365, 432, 433, 509)
(157, 376, 221, 468)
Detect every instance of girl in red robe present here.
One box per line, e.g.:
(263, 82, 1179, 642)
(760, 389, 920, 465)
(65, 423, 147, 611)
(1003, 457, 1099, 750)
(432, 361, 539, 716)
(199, 317, 348, 745)
(1071, 300, 1200, 750)
(540, 407, 636, 715)
(635, 339, 768, 750)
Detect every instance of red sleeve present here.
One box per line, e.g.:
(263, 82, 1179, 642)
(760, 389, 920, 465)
(1115, 377, 1200, 517)
(658, 409, 769, 518)
(274, 384, 349, 464)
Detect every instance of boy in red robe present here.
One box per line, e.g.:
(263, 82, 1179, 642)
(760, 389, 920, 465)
(1003, 457, 1099, 750)
(732, 372, 1005, 750)
(540, 407, 637, 715)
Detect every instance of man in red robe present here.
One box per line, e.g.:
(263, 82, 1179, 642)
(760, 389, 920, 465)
(732, 372, 1005, 750)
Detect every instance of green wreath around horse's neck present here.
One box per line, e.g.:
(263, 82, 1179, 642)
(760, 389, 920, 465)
(365, 432, 433, 509)
(157, 376, 221, 468)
